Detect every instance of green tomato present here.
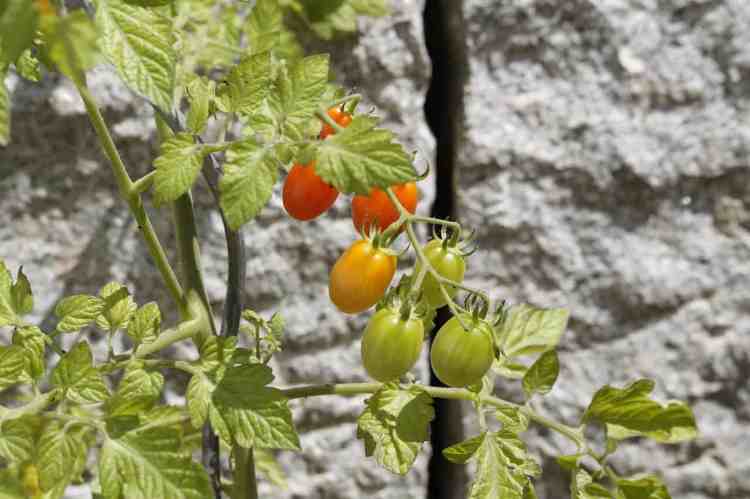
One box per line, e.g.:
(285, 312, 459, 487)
(430, 315, 494, 387)
(416, 239, 466, 308)
(361, 308, 424, 382)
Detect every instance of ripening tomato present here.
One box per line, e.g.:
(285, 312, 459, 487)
(283, 161, 339, 221)
(319, 107, 353, 139)
(430, 315, 494, 387)
(416, 239, 466, 308)
(351, 182, 418, 234)
(361, 307, 424, 382)
(329, 240, 397, 314)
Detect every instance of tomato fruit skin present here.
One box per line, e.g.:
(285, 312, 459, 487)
(416, 239, 466, 308)
(361, 308, 424, 382)
(283, 161, 339, 221)
(329, 240, 397, 314)
(430, 315, 494, 387)
(319, 107, 353, 139)
(351, 182, 418, 234)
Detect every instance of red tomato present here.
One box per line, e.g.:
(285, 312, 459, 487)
(351, 182, 418, 234)
(319, 107, 353, 139)
(282, 161, 339, 221)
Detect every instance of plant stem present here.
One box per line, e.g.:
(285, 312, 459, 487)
(232, 446, 258, 499)
(75, 81, 186, 315)
(280, 382, 585, 450)
(133, 313, 206, 359)
(316, 107, 344, 133)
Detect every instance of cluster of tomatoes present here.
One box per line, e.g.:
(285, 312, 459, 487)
(282, 107, 495, 389)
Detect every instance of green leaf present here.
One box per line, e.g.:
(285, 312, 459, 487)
(496, 304, 570, 358)
(246, 0, 301, 59)
(153, 133, 209, 205)
(36, 421, 92, 491)
(126, 302, 161, 344)
(10, 268, 33, 317)
(186, 372, 211, 429)
(0, 262, 33, 326)
(96, 282, 136, 332)
(617, 475, 671, 499)
(220, 51, 272, 115)
(219, 138, 279, 229)
(255, 449, 287, 489)
(0, 466, 25, 498)
(316, 115, 418, 195)
(556, 454, 583, 472)
(0, 0, 38, 66)
(185, 76, 213, 134)
(492, 358, 528, 379)
(107, 361, 164, 416)
(12, 326, 46, 381)
(495, 406, 530, 434)
(522, 349, 559, 398)
(583, 379, 698, 444)
(211, 364, 299, 450)
(55, 294, 105, 333)
(95, 0, 176, 112)
(51, 342, 110, 403)
(198, 336, 237, 374)
(292, 0, 389, 39)
(0, 418, 35, 463)
(0, 346, 26, 390)
(40, 11, 99, 86)
(584, 483, 614, 498)
(100, 426, 211, 499)
(0, 71, 8, 147)
(15, 49, 41, 82)
(442, 433, 485, 464)
(356, 385, 433, 475)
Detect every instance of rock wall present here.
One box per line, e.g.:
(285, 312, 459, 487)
(2, 0, 749, 498)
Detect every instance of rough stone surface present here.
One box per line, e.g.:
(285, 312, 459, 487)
(459, 1, 750, 498)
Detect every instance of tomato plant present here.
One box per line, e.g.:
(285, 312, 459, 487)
(0, 1, 699, 499)
(329, 238, 397, 314)
(430, 314, 494, 387)
(361, 306, 424, 382)
(282, 161, 339, 221)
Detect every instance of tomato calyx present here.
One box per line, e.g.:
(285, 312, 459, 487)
(432, 223, 477, 258)
(378, 274, 430, 323)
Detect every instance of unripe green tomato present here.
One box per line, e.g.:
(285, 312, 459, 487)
(416, 239, 466, 308)
(361, 308, 424, 382)
(430, 315, 494, 387)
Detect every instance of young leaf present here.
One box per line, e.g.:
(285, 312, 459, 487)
(40, 12, 99, 86)
(583, 379, 698, 444)
(126, 302, 161, 344)
(95, 0, 176, 112)
(315, 115, 418, 195)
(51, 342, 110, 403)
(55, 294, 106, 333)
(0, 345, 26, 390)
(107, 361, 164, 416)
(356, 385, 434, 475)
(245, 0, 301, 59)
(96, 282, 136, 332)
(220, 51, 272, 116)
(0, 71, 8, 147)
(495, 406, 530, 434)
(153, 133, 209, 205)
(9, 268, 32, 317)
(15, 49, 41, 82)
(0, 0, 38, 66)
(0, 418, 35, 463)
(0, 262, 33, 326)
(12, 326, 46, 381)
(186, 372, 212, 429)
(496, 304, 570, 358)
(185, 76, 213, 134)
(36, 421, 92, 492)
(219, 138, 280, 229)
(443, 433, 485, 464)
(617, 475, 671, 499)
(100, 426, 212, 499)
(522, 349, 559, 398)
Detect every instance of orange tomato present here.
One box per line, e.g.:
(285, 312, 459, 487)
(351, 182, 418, 234)
(329, 239, 397, 314)
(319, 107, 353, 139)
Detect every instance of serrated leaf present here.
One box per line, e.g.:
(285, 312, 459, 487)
(107, 361, 164, 416)
(55, 294, 105, 333)
(583, 380, 698, 444)
(522, 349, 559, 398)
(127, 302, 161, 344)
(316, 115, 417, 195)
(221, 51, 272, 115)
(51, 342, 110, 403)
(185, 76, 213, 134)
(496, 304, 570, 358)
(294, 0, 389, 39)
(355, 385, 433, 475)
(219, 138, 279, 229)
(0, 346, 26, 390)
(10, 268, 32, 317)
(0, 0, 38, 66)
(0, 262, 30, 326)
(0, 72, 9, 147)
(198, 336, 237, 374)
(186, 372, 211, 429)
(0, 418, 35, 463)
(40, 11, 99, 86)
(211, 364, 299, 450)
(16, 49, 41, 82)
(95, 0, 176, 112)
(36, 421, 91, 491)
(246, 0, 301, 59)
(443, 433, 484, 464)
(96, 282, 136, 332)
(153, 132, 209, 205)
(463, 431, 538, 499)
(100, 426, 211, 499)
(617, 475, 671, 499)
(495, 406, 530, 434)
(12, 326, 46, 381)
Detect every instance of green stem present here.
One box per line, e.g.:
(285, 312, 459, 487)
(232, 447, 258, 499)
(131, 171, 156, 195)
(133, 313, 206, 359)
(0, 390, 63, 421)
(316, 107, 344, 133)
(75, 81, 185, 315)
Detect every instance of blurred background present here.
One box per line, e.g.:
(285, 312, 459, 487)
(1, 1, 749, 498)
